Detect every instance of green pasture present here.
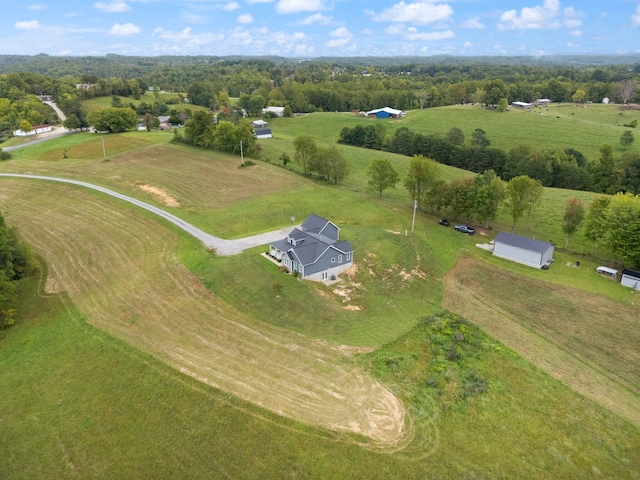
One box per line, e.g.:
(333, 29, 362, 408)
(265, 102, 640, 164)
(1, 103, 640, 477)
(2, 269, 639, 479)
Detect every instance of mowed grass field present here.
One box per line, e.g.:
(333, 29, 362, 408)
(1, 104, 640, 477)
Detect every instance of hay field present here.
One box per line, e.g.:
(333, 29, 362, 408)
(0, 178, 407, 447)
(443, 257, 640, 429)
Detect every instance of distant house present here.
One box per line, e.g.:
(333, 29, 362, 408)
(511, 101, 533, 109)
(492, 232, 554, 269)
(13, 124, 52, 137)
(535, 99, 551, 106)
(262, 106, 285, 117)
(136, 123, 147, 131)
(254, 127, 272, 139)
(250, 119, 268, 128)
(366, 107, 406, 119)
(268, 214, 354, 282)
(37, 95, 53, 102)
(621, 268, 640, 290)
(75, 83, 94, 90)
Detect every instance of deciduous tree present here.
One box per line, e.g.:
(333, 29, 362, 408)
(562, 197, 585, 248)
(367, 158, 399, 196)
(293, 134, 317, 175)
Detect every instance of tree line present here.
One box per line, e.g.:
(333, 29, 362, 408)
(2, 57, 640, 141)
(0, 213, 37, 336)
(339, 124, 639, 196)
(367, 154, 640, 267)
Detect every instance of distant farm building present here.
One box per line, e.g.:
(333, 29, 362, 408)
(250, 119, 268, 128)
(602, 97, 610, 104)
(366, 107, 406, 119)
(12, 124, 52, 137)
(511, 101, 533, 109)
(253, 127, 273, 139)
(535, 99, 551, 106)
(621, 268, 640, 290)
(492, 232, 554, 269)
(262, 106, 285, 117)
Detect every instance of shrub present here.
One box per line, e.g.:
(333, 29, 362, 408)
(0, 150, 11, 161)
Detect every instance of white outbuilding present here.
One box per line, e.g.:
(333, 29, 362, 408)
(621, 269, 640, 290)
(492, 232, 554, 269)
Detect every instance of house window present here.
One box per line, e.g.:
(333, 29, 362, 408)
(338, 255, 342, 263)
(346, 252, 351, 261)
(293, 261, 298, 270)
(331, 257, 336, 263)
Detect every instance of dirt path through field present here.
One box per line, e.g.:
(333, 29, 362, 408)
(0, 180, 407, 448)
(443, 257, 640, 428)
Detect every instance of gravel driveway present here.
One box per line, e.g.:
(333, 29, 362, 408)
(0, 173, 294, 256)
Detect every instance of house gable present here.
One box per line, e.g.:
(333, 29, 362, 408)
(268, 214, 353, 281)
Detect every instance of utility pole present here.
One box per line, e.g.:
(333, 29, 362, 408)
(240, 140, 244, 165)
(411, 200, 417, 233)
(102, 136, 106, 160)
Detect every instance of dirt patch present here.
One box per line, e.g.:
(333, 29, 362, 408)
(135, 182, 180, 207)
(44, 277, 61, 294)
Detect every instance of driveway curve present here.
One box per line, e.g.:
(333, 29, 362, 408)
(0, 173, 293, 255)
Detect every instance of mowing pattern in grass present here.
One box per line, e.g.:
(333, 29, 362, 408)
(0, 179, 407, 447)
(443, 257, 640, 429)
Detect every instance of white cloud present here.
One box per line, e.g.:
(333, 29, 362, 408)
(633, 5, 640, 27)
(461, 17, 484, 29)
(299, 13, 331, 25)
(276, 0, 324, 14)
(362, 28, 373, 35)
(223, 2, 240, 11)
(384, 24, 405, 35)
(372, 2, 454, 25)
(498, 0, 563, 30)
(109, 23, 140, 35)
(405, 29, 455, 41)
(564, 19, 581, 28)
(153, 27, 224, 46)
(463, 41, 473, 47)
(238, 14, 254, 24)
(153, 27, 193, 40)
(28, 4, 47, 10)
(569, 30, 581, 36)
(15, 20, 40, 30)
(94, 1, 131, 13)
(326, 26, 352, 48)
(247, 0, 273, 3)
(567, 42, 579, 47)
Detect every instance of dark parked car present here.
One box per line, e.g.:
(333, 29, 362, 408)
(454, 224, 475, 235)
(439, 218, 450, 226)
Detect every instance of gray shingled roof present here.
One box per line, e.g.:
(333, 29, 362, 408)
(333, 240, 354, 254)
(494, 231, 552, 254)
(301, 213, 336, 235)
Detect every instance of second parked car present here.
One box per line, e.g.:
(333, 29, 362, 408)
(454, 224, 475, 235)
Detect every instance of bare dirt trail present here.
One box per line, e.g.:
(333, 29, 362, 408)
(0, 179, 408, 448)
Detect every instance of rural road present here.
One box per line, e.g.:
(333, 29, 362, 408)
(0, 173, 294, 255)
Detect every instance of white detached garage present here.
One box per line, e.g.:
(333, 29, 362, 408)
(621, 269, 640, 290)
(493, 232, 554, 269)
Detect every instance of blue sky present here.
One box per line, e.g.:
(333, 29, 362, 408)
(2, 0, 640, 57)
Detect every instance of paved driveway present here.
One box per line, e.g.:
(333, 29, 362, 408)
(0, 173, 294, 256)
